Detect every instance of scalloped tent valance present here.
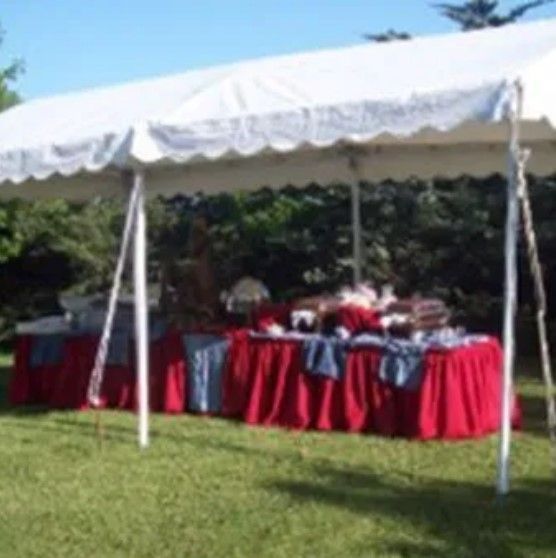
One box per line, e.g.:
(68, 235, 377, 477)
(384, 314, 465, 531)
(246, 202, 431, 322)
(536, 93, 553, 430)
(0, 17, 555, 199)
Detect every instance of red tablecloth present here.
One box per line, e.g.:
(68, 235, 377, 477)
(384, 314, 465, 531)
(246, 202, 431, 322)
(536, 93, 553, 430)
(222, 335, 521, 440)
(9, 332, 520, 440)
(9, 333, 185, 413)
(148, 329, 187, 414)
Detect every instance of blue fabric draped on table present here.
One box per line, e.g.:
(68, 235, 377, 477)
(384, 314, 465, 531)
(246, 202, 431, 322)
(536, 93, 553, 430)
(106, 330, 130, 367)
(29, 331, 130, 368)
(353, 331, 489, 390)
(302, 335, 347, 380)
(26, 317, 171, 370)
(347, 333, 425, 390)
(29, 334, 65, 368)
(378, 338, 425, 390)
(183, 334, 230, 413)
(300, 333, 424, 387)
(106, 319, 168, 365)
(255, 329, 491, 390)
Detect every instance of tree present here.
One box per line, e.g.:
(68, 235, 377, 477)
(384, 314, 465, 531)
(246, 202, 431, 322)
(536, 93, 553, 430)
(366, 0, 554, 42)
(0, 23, 23, 111)
(364, 29, 412, 42)
(434, 0, 556, 30)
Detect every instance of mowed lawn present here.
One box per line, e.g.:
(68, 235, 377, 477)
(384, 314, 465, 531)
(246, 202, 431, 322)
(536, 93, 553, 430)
(0, 351, 554, 558)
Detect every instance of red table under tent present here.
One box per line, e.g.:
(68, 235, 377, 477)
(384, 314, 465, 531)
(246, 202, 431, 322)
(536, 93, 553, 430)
(1, 19, 556, 497)
(10, 330, 522, 440)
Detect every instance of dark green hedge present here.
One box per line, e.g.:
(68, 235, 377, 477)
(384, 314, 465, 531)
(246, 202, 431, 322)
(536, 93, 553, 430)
(1, 174, 555, 341)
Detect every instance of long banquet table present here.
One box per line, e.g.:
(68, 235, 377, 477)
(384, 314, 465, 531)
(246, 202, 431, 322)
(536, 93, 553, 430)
(9, 329, 521, 440)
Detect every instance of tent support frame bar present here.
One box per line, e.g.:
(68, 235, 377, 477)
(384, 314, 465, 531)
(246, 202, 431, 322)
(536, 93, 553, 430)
(87, 169, 150, 450)
(516, 150, 556, 464)
(497, 80, 523, 497)
(88, 172, 140, 409)
(348, 154, 364, 285)
(133, 169, 150, 449)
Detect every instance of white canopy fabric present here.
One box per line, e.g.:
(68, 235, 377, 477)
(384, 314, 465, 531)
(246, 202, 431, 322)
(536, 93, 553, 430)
(0, 17, 556, 199)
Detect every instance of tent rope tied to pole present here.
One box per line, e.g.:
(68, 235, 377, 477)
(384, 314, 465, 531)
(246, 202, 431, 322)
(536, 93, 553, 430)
(515, 146, 556, 463)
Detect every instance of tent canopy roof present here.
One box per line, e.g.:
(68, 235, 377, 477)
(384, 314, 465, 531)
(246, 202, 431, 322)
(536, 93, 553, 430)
(1, 17, 556, 198)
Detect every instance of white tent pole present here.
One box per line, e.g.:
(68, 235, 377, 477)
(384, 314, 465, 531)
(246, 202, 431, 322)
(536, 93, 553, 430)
(133, 169, 150, 449)
(497, 80, 522, 497)
(348, 155, 363, 285)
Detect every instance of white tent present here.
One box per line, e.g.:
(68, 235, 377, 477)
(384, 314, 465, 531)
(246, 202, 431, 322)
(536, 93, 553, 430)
(1, 17, 556, 495)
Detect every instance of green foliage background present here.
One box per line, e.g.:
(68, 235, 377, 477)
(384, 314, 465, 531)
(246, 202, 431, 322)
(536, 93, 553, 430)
(2, 1, 556, 341)
(1, 174, 555, 340)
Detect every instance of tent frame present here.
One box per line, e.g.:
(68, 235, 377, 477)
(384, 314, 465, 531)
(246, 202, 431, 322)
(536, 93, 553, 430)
(132, 169, 150, 449)
(497, 80, 521, 496)
(87, 80, 553, 497)
(349, 153, 364, 284)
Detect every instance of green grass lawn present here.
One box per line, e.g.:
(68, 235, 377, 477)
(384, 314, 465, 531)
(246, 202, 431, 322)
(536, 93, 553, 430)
(0, 352, 554, 558)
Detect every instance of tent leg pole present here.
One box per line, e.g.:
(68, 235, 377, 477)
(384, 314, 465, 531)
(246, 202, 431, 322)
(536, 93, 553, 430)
(133, 170, 150, 449)
(88, 172, 140, 408)
(497, 82, 522, 497)
(516, 151, 556, 460)
(349, 156, 363, 285)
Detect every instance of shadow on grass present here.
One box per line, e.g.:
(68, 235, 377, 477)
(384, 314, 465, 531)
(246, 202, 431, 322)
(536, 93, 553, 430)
(0, 363, 265, 452)
(519, 393, 550, 438)
(3, 360, 556, 556)
(268, 464, 556, 558)
(517, 360, 556, 439)
(0, 397, 264, 456)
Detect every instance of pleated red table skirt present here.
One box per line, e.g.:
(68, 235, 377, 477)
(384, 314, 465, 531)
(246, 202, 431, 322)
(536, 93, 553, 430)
(9, 332, 520, 440)
(9, 332, 185, 414)
(223, 335, 521, 439)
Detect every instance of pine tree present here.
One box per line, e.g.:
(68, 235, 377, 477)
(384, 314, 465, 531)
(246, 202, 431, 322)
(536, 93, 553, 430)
(434, 0, 555, 30)
(364, 29, 412, 42)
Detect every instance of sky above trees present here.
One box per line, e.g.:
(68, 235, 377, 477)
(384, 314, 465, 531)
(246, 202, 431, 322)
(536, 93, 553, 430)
(2, 0, 556, 99)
